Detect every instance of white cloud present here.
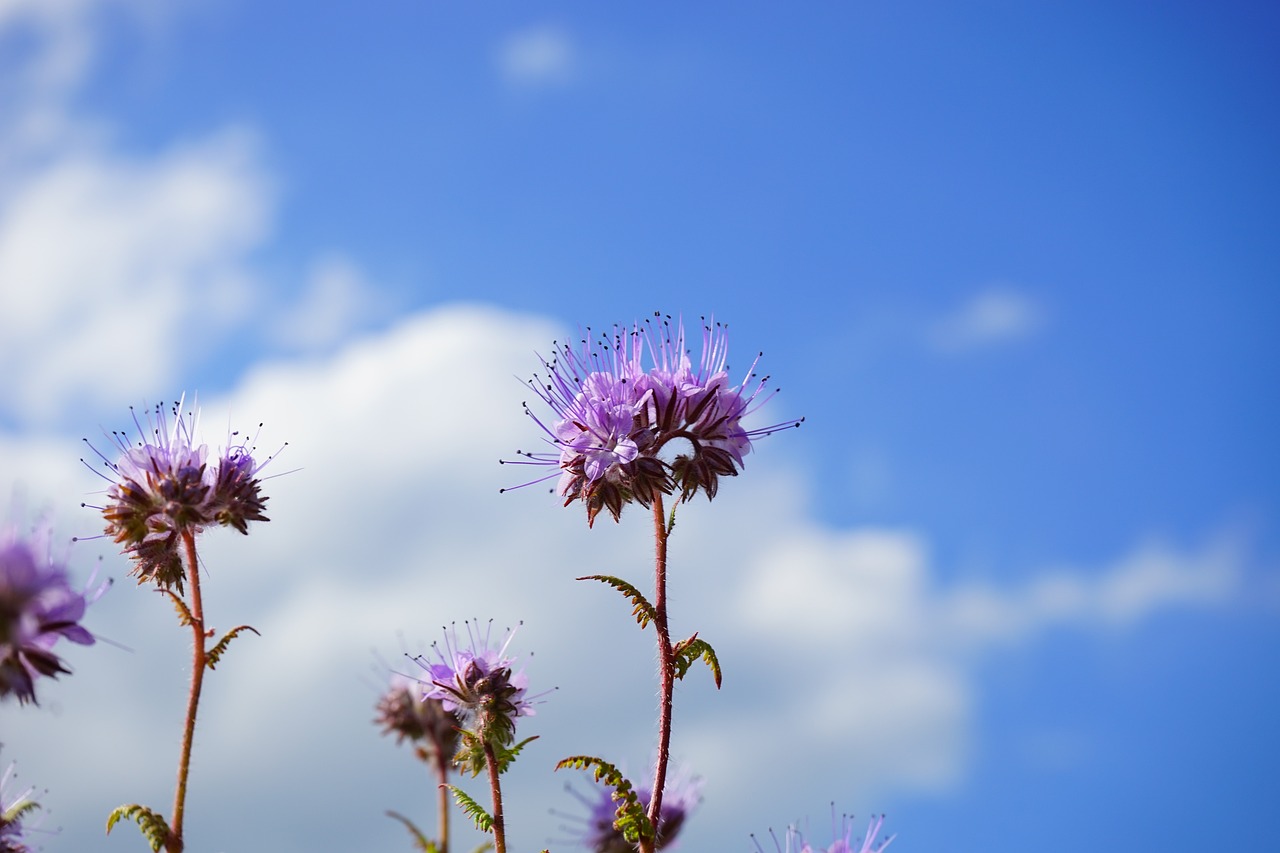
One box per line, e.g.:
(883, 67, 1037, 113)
(929, 287, 1043, 351)
(273, 253, 389, 353)
(496, 25, 574, 87)
(0, 127, 273, 424)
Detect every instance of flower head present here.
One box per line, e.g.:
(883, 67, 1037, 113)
(0, 521, 105, 705)
(504, 314, 802, 525)
(1, 756, 42, 852)
(413, 621, 539, 770)
(567, 762, 702, 853)
(375, 670, 463, 767)
(82, 398, 276, 591)
(752, 813, 895, 853)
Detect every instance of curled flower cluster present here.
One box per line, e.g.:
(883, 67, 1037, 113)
(567, 763, 702, 853)
(0, 521, 104, 705)
(505, 314, 802, 525)
(82, 399, 274, 591)
(414, 621, 538, 773)
(0, 756, 41, 852)
(375, 671, 463, 764)
(753, 814, 895, 853)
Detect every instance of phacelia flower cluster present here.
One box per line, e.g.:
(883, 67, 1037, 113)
(505, 314, 802, 525)
(0, 521, 104, 705)
(414, 621, 539, 772)
(375, 671, 463, 766)
(82, 398, 275, 591)
(752, 813, 895, 853)
(567, 763, 702, 853)
(1, 756, 42, 852)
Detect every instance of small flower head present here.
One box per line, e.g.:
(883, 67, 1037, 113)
(413, 620, 540, 774)
(0, 521, 105, 705)
(504, 314, 802, 525)
(1, 756, 43, 852)
(375, 671, 463, 767)
(571, 763, 702, 853)
(82, 398, 276, 591)
(752, 813, 895, 853)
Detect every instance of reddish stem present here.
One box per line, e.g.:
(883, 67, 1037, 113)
(484, 742, 507, 853)
(644, 493, 674, 853)
(167, 530, 207, 853)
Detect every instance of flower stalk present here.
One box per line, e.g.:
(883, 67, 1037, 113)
(167, 529, 205, 853)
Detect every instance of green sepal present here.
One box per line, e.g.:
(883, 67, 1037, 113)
(206, 624, 260, 670)
(105, 803, 171, 852)
(162, 589, 194, 628)
(672, 633, 722, 689)
(385, 810, 438, 852)
(554, 755, 654, 845)
(577, 574, 656, 630)
(446, 785, 493, 833)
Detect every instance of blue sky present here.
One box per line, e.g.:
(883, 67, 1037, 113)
(1, 1, 1277, 851)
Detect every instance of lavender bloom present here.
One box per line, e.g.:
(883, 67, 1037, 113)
(415, 621, 536, 755)
(752, 814, 895, 853)
(375, 671, 463, 763)
(0, 757, 41, 852)
(566, 763, 702, 852)
(0, 522, 104, 705)
(504, 314, 802, 524)
(82, 398, 274, 591)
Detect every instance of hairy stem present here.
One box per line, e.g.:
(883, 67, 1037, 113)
(483, 742, 507, 853)
(644, 492, 674, 853)
(168, 530, 207, 853)
(435, 751, 450, 853)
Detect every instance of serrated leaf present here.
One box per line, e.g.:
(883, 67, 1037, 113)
(554, 755, 654, 844)
(577, 574, 656, 629)
(446, 785, 493, 833)
(162, 589, 194, 628)
(205, 624, 260, 670)
(385, 810, 436, 852)
(106, 803, 171, 852)
(672, 634, 722, 689)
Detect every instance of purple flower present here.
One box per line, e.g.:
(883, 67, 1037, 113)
(504, 314, 802, 525)
(375, 671, 463, 764)
(1, 756, 42, 852)
(566, 763, 702, 852)
(0, 521, 105, 705)
(82, 398, 275, 591)
(414, 621, 537, 753)
(752, 814, 895, 853)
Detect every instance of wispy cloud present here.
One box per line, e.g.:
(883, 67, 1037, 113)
(495, 25, 574, 88)
(929, 287, 1044, 352)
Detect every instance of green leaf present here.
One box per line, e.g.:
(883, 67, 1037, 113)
(205, 624, 261, 670)
(446, 785, 493, 833)
(105, 803, 171, 852)
(385, 810, 437, 852)
(2, 797, 39, 825)
(577, 574, 656, 630)
(672, 634, 722, 689)
(554, 755, 654, 845)
(162, 589, 194, 628)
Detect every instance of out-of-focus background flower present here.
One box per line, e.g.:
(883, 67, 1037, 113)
(1, 2, 1276, 850)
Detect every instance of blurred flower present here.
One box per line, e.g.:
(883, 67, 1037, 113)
(0, 756, 41, 852)
(566, 762, 702, 852)
(0, 521, 105, 705)
(752, 813, 895, 853)
(415, 621, 536, 751)
(505, 314, 801, 525)
(82, 398, 274, 591)
(375, 670, 463, 766)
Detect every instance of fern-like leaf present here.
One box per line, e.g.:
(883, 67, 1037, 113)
(162, 589, 194, 628)
(106, 803, 171, 852)
(554, 755, 654, 844)
(492, 735, 539, 775)
(385, 810, 437, 852)
(447, 785, 493, 833)
(3, 798, 40, 824)
(205, 624, 260, 670)
(671, 634, 722, 689)
(577, 574, 656, 630)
